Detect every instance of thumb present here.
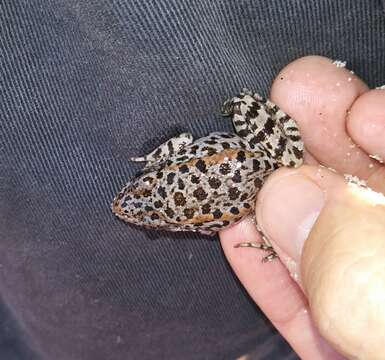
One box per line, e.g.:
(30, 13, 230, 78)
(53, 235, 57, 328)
(257, 165, 385, 360)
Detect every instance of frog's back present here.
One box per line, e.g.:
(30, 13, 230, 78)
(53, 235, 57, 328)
(112, 133, 271, 234)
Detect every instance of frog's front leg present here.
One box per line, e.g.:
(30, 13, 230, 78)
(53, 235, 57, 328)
(129, 132, 194, 167)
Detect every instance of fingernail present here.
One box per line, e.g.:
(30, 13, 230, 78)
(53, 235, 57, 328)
(257, 173, 325, 264)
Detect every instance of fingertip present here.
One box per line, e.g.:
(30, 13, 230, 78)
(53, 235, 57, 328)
(270, 55, 367, 117)
(256, 166, 344, 281)
(269, 56, 371, 176)
(347, 89, 385, 162)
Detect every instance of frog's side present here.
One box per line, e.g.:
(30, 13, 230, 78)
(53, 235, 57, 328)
(112, 90, 303, 235)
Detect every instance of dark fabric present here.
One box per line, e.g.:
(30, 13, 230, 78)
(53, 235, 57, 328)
(1, 1, 384, 359)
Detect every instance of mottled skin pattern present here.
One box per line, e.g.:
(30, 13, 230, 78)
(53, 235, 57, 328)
(112, 90, 304, 235)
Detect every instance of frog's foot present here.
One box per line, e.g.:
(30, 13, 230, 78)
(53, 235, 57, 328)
(234, 241, 278, 262)
(221, 89, 263, 117)
(129, 132, 194, 167)
(221, 97, 236, 117)
(241, 88, 264, 101)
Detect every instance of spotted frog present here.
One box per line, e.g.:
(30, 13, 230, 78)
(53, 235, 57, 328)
(112, 90, 303, 235)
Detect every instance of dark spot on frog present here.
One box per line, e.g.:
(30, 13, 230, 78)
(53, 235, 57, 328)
(201, 203, 211, 214)
(248, 102, 260, 117)
(264, 160, 272, 170)
(221, 134, 235, 139)
(208, 177, 221, 189)
(189, 145, 199, 155)
(253, 159, 261, 171)
(219, 163, 231, 175)
(221, 142, 231, 150)
(190, 174, 200, 184)
(165, 207, 175, 218)
(228, 187, 240, 200)
(153, 148, 162, 158)
(178, 164, 189, 173)
(231, 170, 242, 183)
(249, 133, 265, 147)
(144, 205, 154, 212)
(236, 151, 246, 163)
(142, 189, 152, 197)
(254, 178, 263, 188)
(184, 208, 195, 219)
(150, 213, 160, 220)
(289, 135, 301, 142)
(154, 200, 163, 208)
(212, 209, 223, 219)
(167, 140, 174, 154)
(230, 207, 240, 214)
(195, 159, 207, 173)
(156, 171, 163, 179)
(176, 156, 189, 162)
(201, 146, 217, 156)
(243, 203, 251, 209)
(234, 120, 245, 126)
(157, 186, 167, 199)
(264, 117, 275, 135)
(293, 146, 303, 159)
(167, 172, 176, 185)
(178, 178, 185, 190)
(237, 129, 249, 138)
(142, 176, 154, 183)
(240, 193, 248, 202)
(192, 187, 208, 201)
(174, 192, 187, 206)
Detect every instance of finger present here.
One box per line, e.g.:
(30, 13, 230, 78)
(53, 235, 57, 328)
(256, 165, 345, 281)
(257, 165, 385, 359)
(346, 88, 385, 192)
(270, 55, 378, 179)
(219, 219, 344, 360)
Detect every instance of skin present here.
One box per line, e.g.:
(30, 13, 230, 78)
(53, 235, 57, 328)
(220, 56, 385, 359)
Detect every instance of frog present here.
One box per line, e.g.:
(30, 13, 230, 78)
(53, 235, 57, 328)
(111, 89, 304, 240)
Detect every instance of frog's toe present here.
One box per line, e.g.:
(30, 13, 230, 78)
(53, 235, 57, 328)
(221, 98, 235, 116)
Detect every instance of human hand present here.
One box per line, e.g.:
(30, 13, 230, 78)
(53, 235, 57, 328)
(220, 56, 385, 360)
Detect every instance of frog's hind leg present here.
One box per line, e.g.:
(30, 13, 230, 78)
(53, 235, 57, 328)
(262, 98, 304, 168)
(129, 133, 194, 167)
(234, 242, 278, 262)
